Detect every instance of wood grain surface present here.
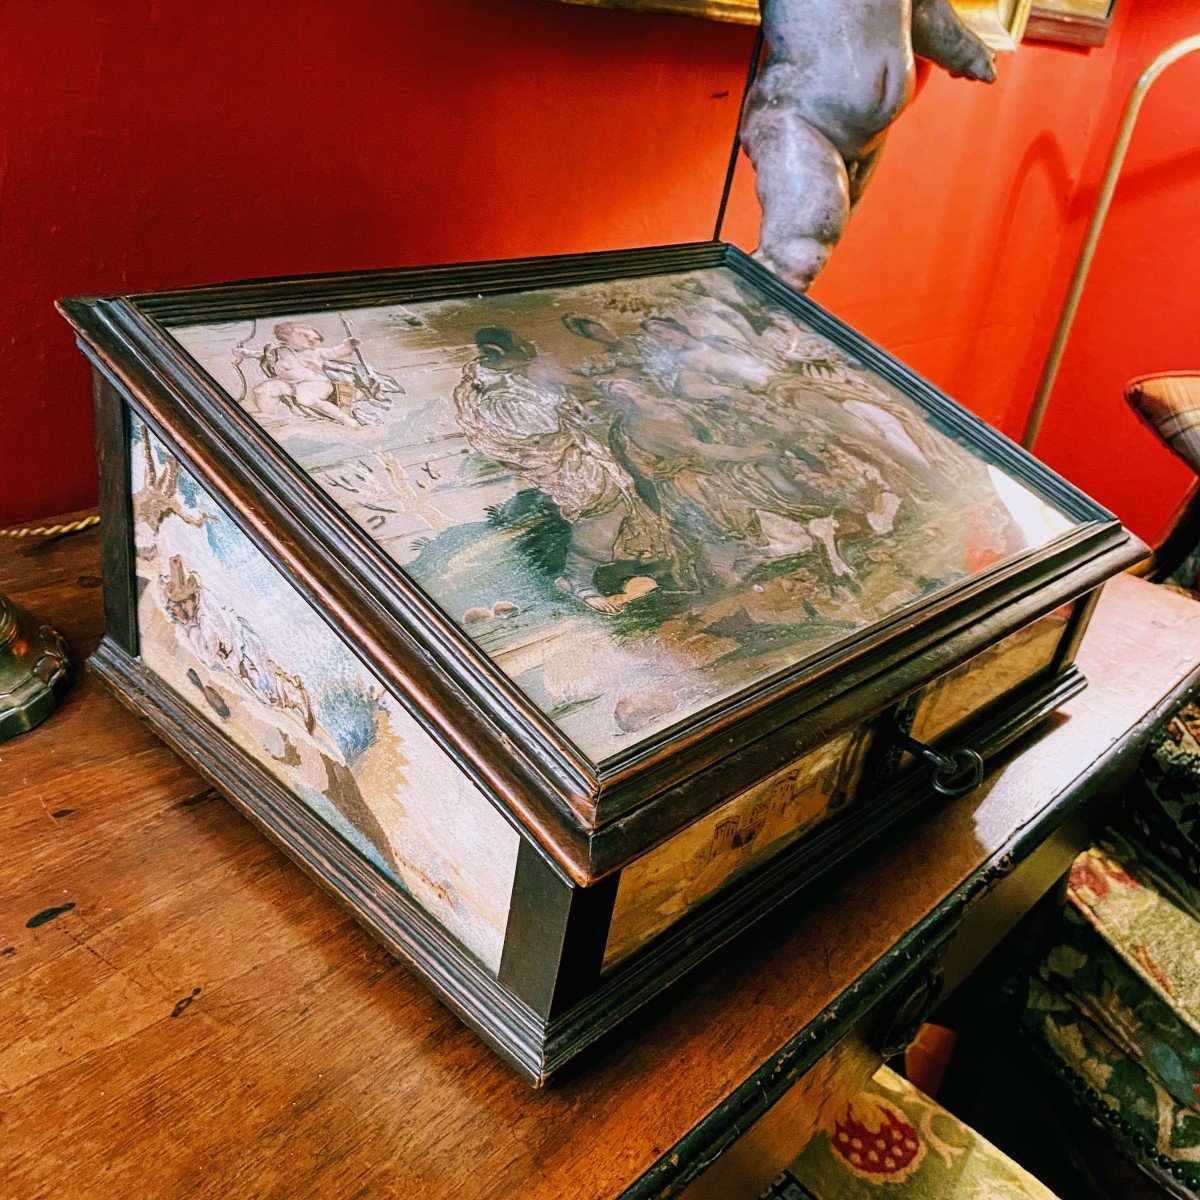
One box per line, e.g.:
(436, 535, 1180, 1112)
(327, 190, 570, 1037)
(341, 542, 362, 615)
(2, 521, 1198, 1200)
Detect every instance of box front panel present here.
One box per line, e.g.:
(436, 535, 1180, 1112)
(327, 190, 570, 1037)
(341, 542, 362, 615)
(603, 727, 874, 968)
(908, 604, 1073, 747)
(129, 414, 521, 973)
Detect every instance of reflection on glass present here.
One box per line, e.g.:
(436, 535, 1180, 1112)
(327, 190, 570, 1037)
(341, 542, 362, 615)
(170, 267, 1080, 762)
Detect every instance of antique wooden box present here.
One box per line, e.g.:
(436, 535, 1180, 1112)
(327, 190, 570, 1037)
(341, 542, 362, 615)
(61, 243, 1145, 1084)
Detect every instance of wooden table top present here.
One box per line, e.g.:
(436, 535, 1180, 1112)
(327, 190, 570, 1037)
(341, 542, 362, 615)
(3, 523, 1200, 1200)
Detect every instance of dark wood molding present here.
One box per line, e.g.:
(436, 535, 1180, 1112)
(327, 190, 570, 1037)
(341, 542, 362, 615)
(499, 844, 619, 1019)
(91, 375, 139, 656)
(1055, 587, 1102, 674)
(59, 243, 1146, 887)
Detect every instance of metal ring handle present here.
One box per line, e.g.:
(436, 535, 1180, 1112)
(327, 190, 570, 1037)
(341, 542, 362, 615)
(893, 730, 985, 799)
(930, 747, 985, 798)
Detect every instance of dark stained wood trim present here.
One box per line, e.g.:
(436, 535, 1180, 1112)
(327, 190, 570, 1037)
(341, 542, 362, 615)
(128, 242, 733, 324)
(499, 842, 577, 1018)
(499, 844, 619, 1019)
(549, 871, 622, 1016)
(897, 598, 1083, 756)
(59, 242, 1147, 887)
(91, 375, 139, 655)
(1055, 586, 1102, 673)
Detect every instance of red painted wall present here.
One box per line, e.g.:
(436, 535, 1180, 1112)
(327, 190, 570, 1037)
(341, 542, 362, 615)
(0, 0, 754, 526)
(725, 0, 1200, 541)
(1, 0, 1196, 542)
(1030, 0, 1200, 540)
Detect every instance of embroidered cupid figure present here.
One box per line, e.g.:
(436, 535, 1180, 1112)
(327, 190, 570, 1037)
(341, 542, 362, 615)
(234, 321, 404, 428)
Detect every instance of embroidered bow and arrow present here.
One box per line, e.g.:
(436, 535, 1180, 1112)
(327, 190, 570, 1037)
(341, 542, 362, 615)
(232, 317, 258, 406)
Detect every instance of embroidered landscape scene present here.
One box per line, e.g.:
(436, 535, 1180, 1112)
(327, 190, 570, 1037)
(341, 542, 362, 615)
(169, 266, 1074, 763)
(131, 416, 521, 972)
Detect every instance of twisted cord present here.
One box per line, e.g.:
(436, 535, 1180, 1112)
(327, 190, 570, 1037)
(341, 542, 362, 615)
(0, 514, 101, 539)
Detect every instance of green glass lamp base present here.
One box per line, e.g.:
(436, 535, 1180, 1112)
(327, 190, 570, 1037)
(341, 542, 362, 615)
(0, 593, 71, 743)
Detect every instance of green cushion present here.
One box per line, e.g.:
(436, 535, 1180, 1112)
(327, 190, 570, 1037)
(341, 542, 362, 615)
(1040, 841, 1200, 1114)
(1023, 836, 1200, 1190)
(776, 1065, 1058, 1199)
(1024, 974, 1200, 1189)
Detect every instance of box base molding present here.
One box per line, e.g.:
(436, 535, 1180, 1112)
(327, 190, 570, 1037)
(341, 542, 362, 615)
(89, 637, 1084, 1084)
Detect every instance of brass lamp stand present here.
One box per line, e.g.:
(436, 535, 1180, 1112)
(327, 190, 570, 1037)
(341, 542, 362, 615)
(0, 592, 71, 741)
(0, 514, 95, 741)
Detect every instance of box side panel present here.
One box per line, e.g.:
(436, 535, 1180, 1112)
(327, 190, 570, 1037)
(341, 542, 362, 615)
(129, 412, 521, 974)
(907, 604, 1073, 748)
(601, 602, 1082, 972)
(603, 727, 873, 968)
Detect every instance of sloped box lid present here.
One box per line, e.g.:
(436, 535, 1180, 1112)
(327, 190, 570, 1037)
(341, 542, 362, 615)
(61, 243, 1145, 884)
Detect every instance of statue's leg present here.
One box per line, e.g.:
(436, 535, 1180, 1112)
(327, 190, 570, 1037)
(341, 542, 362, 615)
(743, 99, 851, 292)
(911, 0, 995, 81)
(847, 141, 887, 208)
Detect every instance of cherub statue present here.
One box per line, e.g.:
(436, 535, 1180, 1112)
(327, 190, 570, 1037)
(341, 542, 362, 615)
(742, 0, 995, 291)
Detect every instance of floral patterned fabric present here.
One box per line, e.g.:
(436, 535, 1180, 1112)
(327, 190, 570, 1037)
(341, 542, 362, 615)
(1023, 838, 1200, 1190)
(1136, 701, 1200, 888)
(1024, 975, 1200, 1189)
(768, 1065, 1058, 1199)
(1042, 842, 1200, 1114)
